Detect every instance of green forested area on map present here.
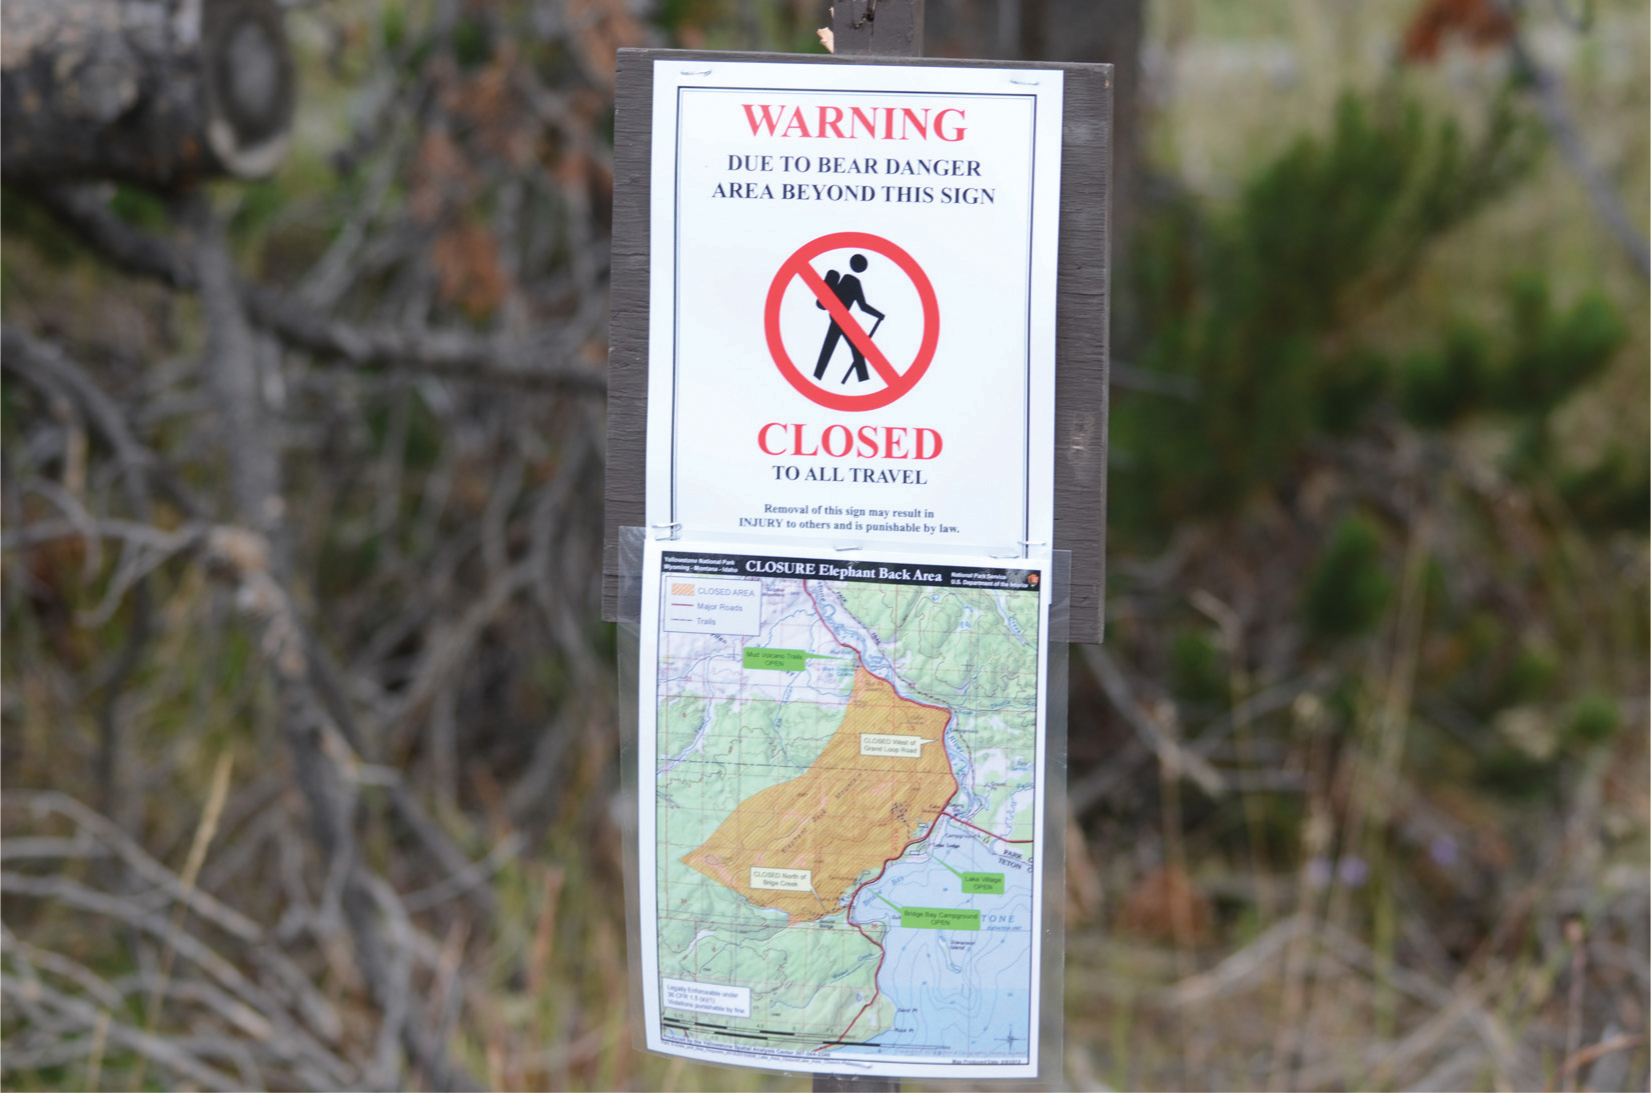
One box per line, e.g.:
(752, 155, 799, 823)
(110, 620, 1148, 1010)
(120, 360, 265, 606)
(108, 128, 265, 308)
(2, 0, 1646, 1090)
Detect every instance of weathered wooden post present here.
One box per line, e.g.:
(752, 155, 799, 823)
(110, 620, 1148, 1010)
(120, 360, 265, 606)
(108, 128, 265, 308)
(606, 0, 1108, 1086)
(814, 2, 916, 1080)
(830, 0, 925, 57)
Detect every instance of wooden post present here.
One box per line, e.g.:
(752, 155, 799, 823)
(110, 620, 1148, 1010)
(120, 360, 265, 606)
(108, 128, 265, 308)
(819, 15, 923, 1093)
(831, 0, 924, 57)
(813, 1071, 901, 1092)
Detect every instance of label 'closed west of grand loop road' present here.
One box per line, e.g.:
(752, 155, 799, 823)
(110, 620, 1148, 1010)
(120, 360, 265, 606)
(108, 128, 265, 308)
(646, 61, 1063, 559)
(860, 733, 926, 757)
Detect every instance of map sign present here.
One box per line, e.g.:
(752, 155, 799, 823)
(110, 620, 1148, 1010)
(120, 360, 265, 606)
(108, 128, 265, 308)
(637, 539, 1050, 1078)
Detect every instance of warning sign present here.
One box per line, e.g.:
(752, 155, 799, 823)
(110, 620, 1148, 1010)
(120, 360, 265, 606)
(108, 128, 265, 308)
(644, 60, 1065, 555)
(764, 231, 939, 412)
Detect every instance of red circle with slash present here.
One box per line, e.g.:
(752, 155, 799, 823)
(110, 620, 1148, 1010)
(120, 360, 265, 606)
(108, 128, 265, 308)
(764, 232, 940, 412)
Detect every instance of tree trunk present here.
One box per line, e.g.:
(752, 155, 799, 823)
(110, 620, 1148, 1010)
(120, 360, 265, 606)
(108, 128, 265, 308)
(1, 0, 295, 187)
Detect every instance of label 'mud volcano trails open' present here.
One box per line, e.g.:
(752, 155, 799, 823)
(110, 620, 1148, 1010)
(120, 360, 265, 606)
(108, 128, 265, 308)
(679, 666, 955, 921)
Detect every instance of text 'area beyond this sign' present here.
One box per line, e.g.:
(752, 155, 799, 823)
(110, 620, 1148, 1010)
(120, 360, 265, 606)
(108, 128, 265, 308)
(645, 61, 1064, 557)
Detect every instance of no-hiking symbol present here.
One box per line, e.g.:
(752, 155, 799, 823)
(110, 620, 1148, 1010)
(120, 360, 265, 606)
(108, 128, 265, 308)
(764, 231, 940, 412)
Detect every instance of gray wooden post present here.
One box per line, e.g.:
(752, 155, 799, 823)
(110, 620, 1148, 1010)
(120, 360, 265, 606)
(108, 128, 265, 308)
(813, 10, 925, 1087)
(831, 0, 924, 57)
(815, 6, 931, 1089)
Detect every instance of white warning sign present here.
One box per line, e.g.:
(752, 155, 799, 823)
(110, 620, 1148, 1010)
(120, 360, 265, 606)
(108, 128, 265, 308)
(645, 60, 1064, 558)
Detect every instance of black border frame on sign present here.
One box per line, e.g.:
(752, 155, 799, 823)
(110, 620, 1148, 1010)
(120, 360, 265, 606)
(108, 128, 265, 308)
(604, 48, 1110, 645)
(680, 87, 1034, 541)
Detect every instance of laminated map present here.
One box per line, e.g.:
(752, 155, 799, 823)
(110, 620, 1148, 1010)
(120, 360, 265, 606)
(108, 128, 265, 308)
(637, 543, 1050, 1078)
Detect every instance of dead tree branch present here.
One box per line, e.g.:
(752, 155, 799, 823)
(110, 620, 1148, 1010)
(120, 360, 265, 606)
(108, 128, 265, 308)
(1078, 644, 1229, 796)
(184, 191, 477, 1091)
(1506, 11, 1651, 280)
(28, 185, 609, 392)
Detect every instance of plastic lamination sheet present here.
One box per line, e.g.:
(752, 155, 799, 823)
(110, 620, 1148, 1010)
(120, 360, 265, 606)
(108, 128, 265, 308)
(633, 536, 1055, 1079)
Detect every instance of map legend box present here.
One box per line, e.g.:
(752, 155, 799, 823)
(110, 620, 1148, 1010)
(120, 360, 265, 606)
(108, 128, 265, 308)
(662, 978, 752, 1018)
(662, 577, 761, 635)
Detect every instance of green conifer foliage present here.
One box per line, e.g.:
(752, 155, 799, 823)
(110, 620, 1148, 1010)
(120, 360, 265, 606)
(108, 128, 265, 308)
(1400, 322, 1490, 428)
(1116, 91, 1542, 538)
(1503, 643, 1559, 706)
(1316, 350, 1390, 434)
(1169, 630, 1227, 706)
(1397, 275, 1626, 439)
(1305, 514, 1393, 640)
(1564, 690, 1621, 749)
(1559, 444, 1650, 533)
(1495, 277, 1626, 416)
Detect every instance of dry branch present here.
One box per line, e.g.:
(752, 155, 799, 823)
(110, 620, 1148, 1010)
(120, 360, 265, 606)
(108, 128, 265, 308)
(1504, 10, 1651, 281)
(27, 185, 609, 393)
(1079, 644, 1228, 796)
(185, 191, 478, 1091)
(0, 973, 242, 1091)
(1, 870, 356, 1088)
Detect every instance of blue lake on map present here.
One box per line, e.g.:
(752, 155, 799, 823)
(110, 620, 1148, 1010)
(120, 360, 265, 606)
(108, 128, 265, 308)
(848, 815, 1036, 1057)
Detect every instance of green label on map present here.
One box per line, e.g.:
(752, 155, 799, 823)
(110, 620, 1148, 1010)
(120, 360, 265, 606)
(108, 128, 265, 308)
(900, 907, 981, 931)
(743, 648, 836, 672)
(961, 873, 1005, 894)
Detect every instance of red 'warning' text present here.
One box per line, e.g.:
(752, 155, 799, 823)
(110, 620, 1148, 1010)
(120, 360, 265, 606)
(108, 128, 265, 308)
(742, 104, 967, 142)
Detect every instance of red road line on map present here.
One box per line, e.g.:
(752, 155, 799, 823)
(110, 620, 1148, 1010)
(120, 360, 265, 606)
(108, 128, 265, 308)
(794, 265, 902, 388)
(800, 581, 961, 1053)
(800, 581, 952, 720)
(820, 832, 919, 1051)
(941, 810, 1035, 845)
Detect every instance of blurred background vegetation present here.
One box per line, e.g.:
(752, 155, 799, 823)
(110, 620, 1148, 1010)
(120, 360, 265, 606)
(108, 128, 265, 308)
(1, 0, 1646, 1090)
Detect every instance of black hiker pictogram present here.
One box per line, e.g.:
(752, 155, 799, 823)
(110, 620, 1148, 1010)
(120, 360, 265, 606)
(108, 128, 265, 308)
(812, 254, 886, 384)
(766, 231, 937, 412)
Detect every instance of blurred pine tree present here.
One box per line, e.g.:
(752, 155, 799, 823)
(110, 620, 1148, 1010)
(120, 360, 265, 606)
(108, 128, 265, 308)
(1115, 90, 1547, 538)
(1305, 514, 1392, 640)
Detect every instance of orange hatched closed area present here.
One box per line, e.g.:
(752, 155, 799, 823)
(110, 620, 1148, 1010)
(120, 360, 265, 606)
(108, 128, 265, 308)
(679, 667, 955, 923)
